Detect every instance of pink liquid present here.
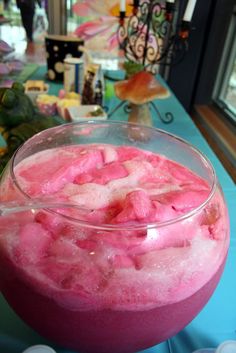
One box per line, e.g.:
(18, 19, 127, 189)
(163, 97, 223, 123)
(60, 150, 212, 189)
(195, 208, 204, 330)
(0, 144, 229, 353)
(0, 255, 226, 353)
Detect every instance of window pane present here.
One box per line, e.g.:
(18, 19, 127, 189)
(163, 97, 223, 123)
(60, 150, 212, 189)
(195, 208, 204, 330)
(224, 56, 236, 117)
(213, 7, 236, 123)
(67, 0, 84, 34)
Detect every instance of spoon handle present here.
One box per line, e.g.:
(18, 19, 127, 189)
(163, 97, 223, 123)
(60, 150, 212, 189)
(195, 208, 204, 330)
(0, 200, 89, 216)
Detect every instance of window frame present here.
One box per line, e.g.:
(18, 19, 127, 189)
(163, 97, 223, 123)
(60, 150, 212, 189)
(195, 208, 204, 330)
(212, 5, 236, 124)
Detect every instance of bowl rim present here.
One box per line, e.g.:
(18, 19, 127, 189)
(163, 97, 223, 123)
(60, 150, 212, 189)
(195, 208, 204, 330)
(10, 120, 217, 231)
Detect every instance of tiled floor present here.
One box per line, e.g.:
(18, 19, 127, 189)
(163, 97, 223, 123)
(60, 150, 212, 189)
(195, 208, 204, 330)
(1, 21, 47, 65)
(1, 22, 122, 71)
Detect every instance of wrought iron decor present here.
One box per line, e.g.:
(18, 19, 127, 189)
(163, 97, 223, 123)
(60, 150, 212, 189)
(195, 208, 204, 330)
(117, 0, 192, 74)
(110, 0, 197, 123)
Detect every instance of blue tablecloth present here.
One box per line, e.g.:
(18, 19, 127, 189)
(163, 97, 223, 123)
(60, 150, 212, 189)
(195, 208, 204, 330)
(0, 67, 235, 353)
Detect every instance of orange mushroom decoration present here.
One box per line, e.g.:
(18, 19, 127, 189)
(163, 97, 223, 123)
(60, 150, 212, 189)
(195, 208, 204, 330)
(114, 70, 170, 127)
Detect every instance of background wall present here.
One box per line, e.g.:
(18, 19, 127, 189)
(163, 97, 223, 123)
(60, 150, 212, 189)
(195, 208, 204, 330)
(167, 0, 235, 112)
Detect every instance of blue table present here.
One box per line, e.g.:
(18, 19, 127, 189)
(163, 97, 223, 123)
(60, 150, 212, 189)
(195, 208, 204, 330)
(0, 67, 235, 353)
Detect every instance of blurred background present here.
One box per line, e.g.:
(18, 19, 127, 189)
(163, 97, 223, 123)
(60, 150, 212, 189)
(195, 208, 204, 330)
(0, 0, 235, 181)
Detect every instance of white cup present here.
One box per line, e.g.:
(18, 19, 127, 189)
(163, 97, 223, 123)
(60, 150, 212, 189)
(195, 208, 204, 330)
(193, 340, 236, 353)
(22, 345, 57, 353)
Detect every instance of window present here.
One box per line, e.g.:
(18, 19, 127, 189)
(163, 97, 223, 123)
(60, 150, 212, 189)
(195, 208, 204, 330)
(213, 5, 236, 124)
(67, 0, 83, 34)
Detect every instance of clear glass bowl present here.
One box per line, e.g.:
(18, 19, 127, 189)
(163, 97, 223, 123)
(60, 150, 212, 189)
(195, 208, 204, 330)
(0, 121, 230, 353)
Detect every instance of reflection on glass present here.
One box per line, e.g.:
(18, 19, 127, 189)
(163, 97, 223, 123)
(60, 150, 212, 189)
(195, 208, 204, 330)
(67, 0, 83, 34)
(214, 7, 236, 122)
(224, 57, 236, 116)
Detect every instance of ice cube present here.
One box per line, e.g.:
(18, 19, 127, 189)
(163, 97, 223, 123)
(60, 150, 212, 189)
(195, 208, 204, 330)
(35, 211, 65, 237)
(42, 150, 103, 194)
(114, 190, 153, 222)
(49, 237, 85, 263)
(65, 183, 111, 209)
(156, 189, 210, 212)
(100, 145, 118, 164)
(117, 146, 148, 161)
(111, 254, 135, 269)
(93, 162, 128, 185)
(16, 222, 51, 264)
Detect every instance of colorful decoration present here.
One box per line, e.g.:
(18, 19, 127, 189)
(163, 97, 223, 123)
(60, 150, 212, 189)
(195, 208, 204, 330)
(0, 40, 13, 54)
(0, 40, 23, 77)
(118, 0, 192, 74)
(72, 0, 133, 51)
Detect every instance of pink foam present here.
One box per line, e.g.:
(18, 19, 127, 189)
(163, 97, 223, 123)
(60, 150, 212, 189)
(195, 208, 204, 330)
(75, 162, 128, 185)
(42, 149, 103, 194)
(114, 190, 153, 223)
(100, 145, 118, 164)
(18, 147, 103, 195)
(155, 189, 210, 211)
(64, 182, 111, 209)
(0, 143, 228, 313)
(117, 146, 149, 161)
(15, 222, 52, 264)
